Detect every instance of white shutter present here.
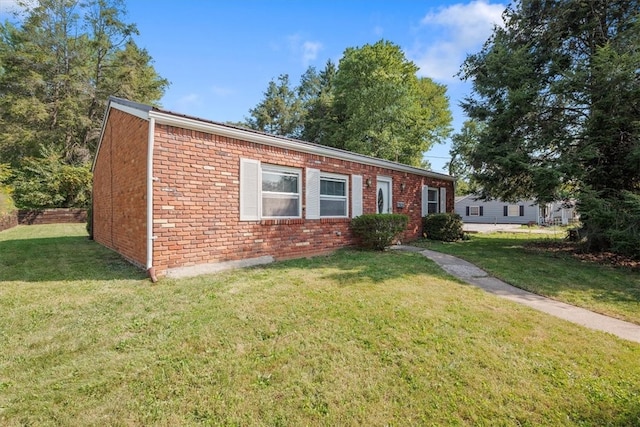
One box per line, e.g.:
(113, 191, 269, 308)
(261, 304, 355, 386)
(351, 175, 363, 217)
(440, 187, 447, 213)
(306, 168, 320, 219)
(421, 185, 429, 217)
(239, 158, 260, 221)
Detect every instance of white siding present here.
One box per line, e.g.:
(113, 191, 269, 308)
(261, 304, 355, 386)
(455, 196, 540, 224)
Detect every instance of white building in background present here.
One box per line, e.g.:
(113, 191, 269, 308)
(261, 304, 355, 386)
(455, 195, 578, 225)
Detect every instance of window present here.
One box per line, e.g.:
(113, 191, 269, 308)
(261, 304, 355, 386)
(422, 186, 446, 216)
(320, 174, 348, 217)
(507, 205, 519, 216)
(469, 206, 480, 216)
(261, 165, 301, 218)
(427, 189, 439, 214)
(240, 159, 302, 221)
(504, 204, 524, 217)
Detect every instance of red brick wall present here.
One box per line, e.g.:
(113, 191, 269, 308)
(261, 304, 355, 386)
(18, 209, 86, 225)
(151, 124, 454, 274)
(92, 109, 148, 267)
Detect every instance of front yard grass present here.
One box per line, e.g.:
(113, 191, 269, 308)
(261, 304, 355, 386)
(415, 233, 640, 325)
(1, 224, 639, 425)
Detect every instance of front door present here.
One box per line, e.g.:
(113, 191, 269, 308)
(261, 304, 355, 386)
(376, 177, 392, 214)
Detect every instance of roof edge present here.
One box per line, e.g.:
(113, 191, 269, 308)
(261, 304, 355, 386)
(91, 97, 152, 171)
(148, 109, 455, 181)
(96, 97, 454, 181)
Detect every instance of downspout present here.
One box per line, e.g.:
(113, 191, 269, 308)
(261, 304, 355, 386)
(452, 177, 456, 213)
(146, 117, 158, 282)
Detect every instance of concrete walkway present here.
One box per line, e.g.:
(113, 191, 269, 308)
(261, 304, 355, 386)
(392, 245, 640, 344)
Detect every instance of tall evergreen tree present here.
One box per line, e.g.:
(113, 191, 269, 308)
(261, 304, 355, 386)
(299, 60, 337, 144)
(0, 0, 168, 166)
(246, 74, 303, 138)
(460, 0, 640, 255)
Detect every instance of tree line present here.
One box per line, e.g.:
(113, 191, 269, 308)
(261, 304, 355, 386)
(2, 0, 638, 259)
(0, 0, 168, 209)
(242, 40, 452, 168)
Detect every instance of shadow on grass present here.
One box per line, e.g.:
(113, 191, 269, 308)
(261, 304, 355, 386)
(0, 235, 146, 282)
(259, 248, 452, 285)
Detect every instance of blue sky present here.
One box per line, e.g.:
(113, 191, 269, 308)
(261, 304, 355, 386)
(1, 0, 507, 173)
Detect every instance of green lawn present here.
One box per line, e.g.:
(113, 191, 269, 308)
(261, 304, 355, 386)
(1, 225, 639, 425)
(414, 233, 640, 325)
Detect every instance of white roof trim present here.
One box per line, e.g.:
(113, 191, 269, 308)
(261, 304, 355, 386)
(147, 110, 454, 181)
(95, 96, 454, 180)
(91, 99, 151, 171)
(110, 101, 150, 120)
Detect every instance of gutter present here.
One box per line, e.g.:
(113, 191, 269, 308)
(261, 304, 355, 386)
(146, 117, 158, 282)
(147, 110, 455, 182)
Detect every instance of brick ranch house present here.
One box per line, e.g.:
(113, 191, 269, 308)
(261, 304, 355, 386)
(92, 97, 455, 279)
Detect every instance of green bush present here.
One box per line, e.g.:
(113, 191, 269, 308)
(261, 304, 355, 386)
(578, 189, 640, 259)
(422, 213, 464, 242)
(11, 146, 92, 209)
(350, 214, 409, 250)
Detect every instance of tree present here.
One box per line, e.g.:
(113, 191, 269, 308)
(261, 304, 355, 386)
(246, 74, 303, 138)
(0, 0, 168, 166)
(299, 60, 337, 144)
(0, 163, 15, 215)
(460, 0, 640, 255)
(447, 120, 484, 195)
(330, 40, 452, 166)
(11, 145, 92, 209)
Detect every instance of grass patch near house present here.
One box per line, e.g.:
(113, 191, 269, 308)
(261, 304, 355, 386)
(415, 233, 640, 325)
(1, 225, 639, 425)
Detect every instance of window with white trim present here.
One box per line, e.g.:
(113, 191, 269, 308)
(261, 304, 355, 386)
(261, 165, 301, 218)
(469, 206, 480, 216)
(320, 173, 348, 217)
(239, 159, 302, 221)
(422, 185, 446, 216)
(427, 188, 439, 214)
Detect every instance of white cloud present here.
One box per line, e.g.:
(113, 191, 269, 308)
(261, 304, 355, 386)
(288, 34, 323, 66)
(412, 0, 506, 82)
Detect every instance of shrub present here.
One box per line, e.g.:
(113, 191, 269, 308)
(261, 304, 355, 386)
(578, 189, 640, 259)
(11, 146, 92, 209)
(422, 213, 464, 242)
(350, 214, 409, 250)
